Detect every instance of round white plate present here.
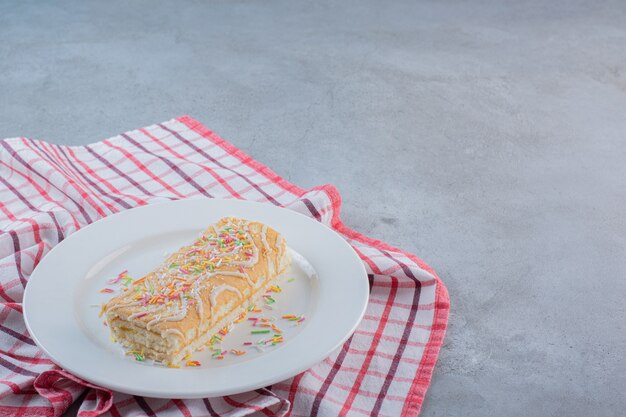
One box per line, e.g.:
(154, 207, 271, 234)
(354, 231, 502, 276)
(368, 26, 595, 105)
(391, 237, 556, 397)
(23, 199, 368, 398)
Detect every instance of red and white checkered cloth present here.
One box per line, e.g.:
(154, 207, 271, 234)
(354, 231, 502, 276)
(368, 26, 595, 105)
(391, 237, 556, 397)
(0, 116, 449, 417)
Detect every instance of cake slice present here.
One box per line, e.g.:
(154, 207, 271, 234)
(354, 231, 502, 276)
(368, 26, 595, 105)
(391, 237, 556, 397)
(101, 217, 290, 365)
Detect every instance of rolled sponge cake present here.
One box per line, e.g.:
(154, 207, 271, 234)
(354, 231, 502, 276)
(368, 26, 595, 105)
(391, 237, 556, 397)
(102, 217, 290, 364)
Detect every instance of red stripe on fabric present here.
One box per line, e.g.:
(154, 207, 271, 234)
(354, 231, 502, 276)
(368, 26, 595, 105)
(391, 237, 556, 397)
(401, 283, 450, 417)
(307, 367, 407, 401)
(351, 245, 383, 275)
(19, 139, 105, 219)
(274, 383, 395, 417)
(102, 139, 187, 199)
(256, 388, 283, 417)
(81, 389, 113, 417)
(0, 201, 17, 221)
(369, 298, 435, 310)
(0, 164, 80, 232)
(337, 277, 399, 417)
(138, 128, 244, 199)
(17, 393, 40, 417)
(54, 145, 131, 211)
(118, 133, 218, 199)
(322, 357, 416, 383)
(0, 378, 23, 394)
(177, 116, 304, 197)
(35, 140, 117, 214)
(0, 283, 17, 303)
(371, 264, 422, 415)
(346, 348, 422, 365)
(363, 314, 434, 329)
(284, 372, 305, 417)
(372, 278, 436, 288)
(354, 330, 427, 348)
(0, 143, 84, 229)
(0, 349, 53, 365)
(83, 146, 157, 198)
(0, 356, 39, 376)
(0, 406, 54, 417)
(138, 128, 189, 159)
(63, 146, 146, 207)
(109, 403, 122, 417)
(39, 389, 74, 414)
(28, 222, 44, 268)
(223, 394, 265, 412)
(308, 326, 357, 413)
(172, 399, 193, 417)
(159, 122, 282, 205)
(1, 303, 22, 313)
(108, 403, 123, 417)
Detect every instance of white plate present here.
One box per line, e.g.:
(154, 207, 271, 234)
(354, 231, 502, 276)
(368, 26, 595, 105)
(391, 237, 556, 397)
(23, 199, 368, 398)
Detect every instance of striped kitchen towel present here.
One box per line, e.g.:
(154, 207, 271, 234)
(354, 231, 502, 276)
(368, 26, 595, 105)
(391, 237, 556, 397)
(0, 116, 449, 417)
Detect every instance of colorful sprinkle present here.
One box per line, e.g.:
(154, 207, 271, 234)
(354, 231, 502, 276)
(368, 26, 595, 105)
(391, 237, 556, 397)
(167, 363, 180, 368)
(251, 330, 271, 334)
(234, 312, 247, 323)
(99, 288, 114, 293)
(107, 270, 128, 284)
(282, 314, 305, 322)
(231, 349, 246, 356)
(185, 360, 201, 367)
(288, 278, 295, 283)
(218, 324, 233, 336)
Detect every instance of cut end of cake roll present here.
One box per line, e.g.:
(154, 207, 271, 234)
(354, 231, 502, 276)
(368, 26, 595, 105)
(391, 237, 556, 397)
(102, 217, 290, 365)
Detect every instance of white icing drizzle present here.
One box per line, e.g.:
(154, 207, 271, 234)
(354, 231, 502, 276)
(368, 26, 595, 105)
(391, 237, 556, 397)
(192, 289, 204, 328)
(107, 300, 141, 312)
(209, 270, 254, 287)
(209, 284, 243, 307)
(147, 305, 188, 330)
(163, 328, 185, 339)
(261, 224, 274, 276)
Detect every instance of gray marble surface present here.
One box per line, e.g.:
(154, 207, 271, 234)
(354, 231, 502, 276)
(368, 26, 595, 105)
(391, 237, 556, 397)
(2, 1, 625, 416)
